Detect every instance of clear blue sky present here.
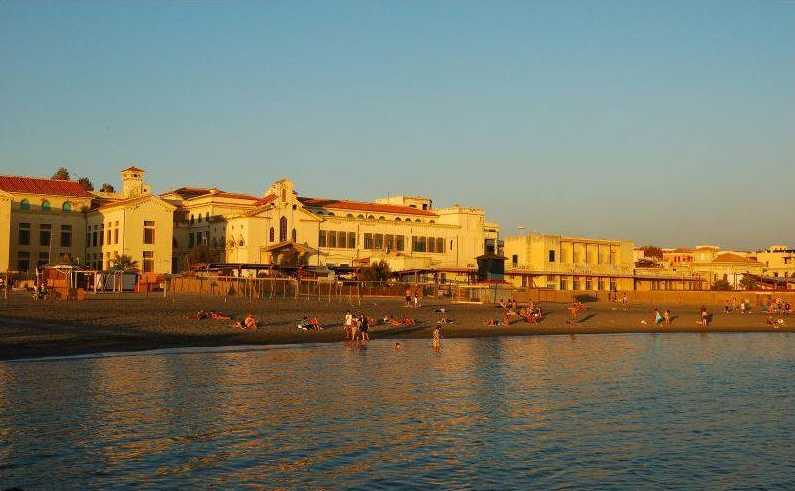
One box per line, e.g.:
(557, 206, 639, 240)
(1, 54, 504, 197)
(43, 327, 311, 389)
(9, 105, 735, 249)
(1, 1, 793, 250)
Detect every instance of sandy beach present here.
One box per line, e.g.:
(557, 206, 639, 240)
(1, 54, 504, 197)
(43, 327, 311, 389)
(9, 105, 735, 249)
(0, 293, 792, 360)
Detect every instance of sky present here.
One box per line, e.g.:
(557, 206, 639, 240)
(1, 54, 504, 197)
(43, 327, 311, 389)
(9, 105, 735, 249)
(1, 1, 793, 250)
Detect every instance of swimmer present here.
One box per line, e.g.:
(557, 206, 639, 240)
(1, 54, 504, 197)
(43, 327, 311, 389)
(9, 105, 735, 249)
(394, 342, 401, 351)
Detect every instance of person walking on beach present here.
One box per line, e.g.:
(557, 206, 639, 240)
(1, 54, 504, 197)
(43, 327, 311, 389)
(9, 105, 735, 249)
(654, 308, 664, 326)
(664, 309, 672, 328)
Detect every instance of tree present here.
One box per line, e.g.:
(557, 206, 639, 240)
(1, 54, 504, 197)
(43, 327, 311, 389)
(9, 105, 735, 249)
(360, 260, 391, 283)
(99, 183, 115, 193)
(739, 275, 759, 291)
(110, 254, 139, 272)
(52, 167, 70, 180)
(711, 279, 732, 291)
(77, 176, 94, 191)
(640, 245, 664, 260)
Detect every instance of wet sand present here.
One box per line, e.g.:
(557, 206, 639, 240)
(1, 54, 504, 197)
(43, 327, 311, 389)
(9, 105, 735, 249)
(0, 293, 791, 360)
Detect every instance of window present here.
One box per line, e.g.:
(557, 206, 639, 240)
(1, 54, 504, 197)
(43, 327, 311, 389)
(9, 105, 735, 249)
(279, 217, 287, 242)
(585, 278, 593, 290)
(292, 228, 297, 242)
(39, 224, 52, 247)
(412, 236, 427, 252)
(318, 230, 327, 247)
(428, 237, 435, 253)
(92, 231, 98, 247)
(374, 234, 383, 250)
(20, 199, 30, 210)
(609, 248, 617, 265)
(269, 227, 275, 242)
(395, 217, 401, 222)
(385, 234, 394, 251)
(143, 251, 154, 273)
(62, 202, 72, 212)
(38, 251, 49, 267)
(106, 229, 112, 245)
(17, 251, 30, 271)
(436, 238, 445, 253)
(41, 200, 50, 211)
(548, 250, 556, 262)
(18, 223, 30, 245)
(188, 233, 195, 248)
(363, 233, 373, 249)
(190, 215, 195, 225)
(337, 231, 346, 249)
(450, 239, 453, 251)
(144, 221, 155, 244)
(609, 279, 617, 291)
(560, 278, 568, 290)
(347, 232, 356, 249)
(114, 228, 119, 244)
(328, 230, 337, 248)
(205, 212, 210, 222)
(60, 224, 72, 247)
(396, 235, 405, 251)
(512, 255, 518, 267)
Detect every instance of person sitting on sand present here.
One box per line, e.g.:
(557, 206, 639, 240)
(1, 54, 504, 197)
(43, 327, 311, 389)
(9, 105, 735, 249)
(298, 316, 313, 331)
(196, 310, 209, 320)
(401, 316, 415, 326)
(243, 314, 257, 330)
(209, 311, 231, 320)
(437, 316, 454, 325)
(485, 319, 502, 327)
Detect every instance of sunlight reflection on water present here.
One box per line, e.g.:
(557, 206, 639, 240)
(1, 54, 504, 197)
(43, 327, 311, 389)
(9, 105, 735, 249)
(1, 333, 795, 489)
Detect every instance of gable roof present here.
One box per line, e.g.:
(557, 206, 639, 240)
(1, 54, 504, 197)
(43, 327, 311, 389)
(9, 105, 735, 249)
(0, 175, 92, 198)
(298, 197, 438, 217)
(122, 166, 145, 172)
(93, 193, 177, 212)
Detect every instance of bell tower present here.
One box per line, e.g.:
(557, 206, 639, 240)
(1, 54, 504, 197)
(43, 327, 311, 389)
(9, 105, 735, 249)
(121, 166, 150, 198)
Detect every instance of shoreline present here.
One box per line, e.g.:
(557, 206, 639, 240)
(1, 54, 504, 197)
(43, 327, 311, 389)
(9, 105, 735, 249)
(1, 294, 792, 361)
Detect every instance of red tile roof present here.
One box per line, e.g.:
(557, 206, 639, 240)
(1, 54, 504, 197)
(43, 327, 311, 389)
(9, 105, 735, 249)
(299, 197, 437, 216)
(255, 194, 276, 206)
(213, 191, 259, 201)
(0, 175, 92, 198)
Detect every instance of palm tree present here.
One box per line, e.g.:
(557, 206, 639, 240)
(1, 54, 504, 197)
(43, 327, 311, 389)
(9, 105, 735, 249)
(110, 254, 139, 272)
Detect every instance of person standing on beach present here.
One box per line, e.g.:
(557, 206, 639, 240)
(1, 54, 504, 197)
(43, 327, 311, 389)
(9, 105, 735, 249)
(700, 306, 710, 328)
(344, 311, 354, 339)
(654, 309, 664, 326)
(664, 309, 671, 328)
(432, 325, 442, 351)
(359, 314, 370, 342)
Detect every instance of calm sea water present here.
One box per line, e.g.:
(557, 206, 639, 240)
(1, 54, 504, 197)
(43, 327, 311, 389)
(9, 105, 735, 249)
(1, 334, 795, 490)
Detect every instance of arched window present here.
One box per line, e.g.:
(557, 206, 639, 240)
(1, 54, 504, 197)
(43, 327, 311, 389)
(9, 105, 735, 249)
(378, 216, 385, 221)
(269, 227, 275, 242)
(198, 214, 202, 223)
(62, 201, 72, 212)
(357, 214, 364, 219)
(395, 217, 401, 222)
(41, 200, 50, 211)
(281, 188, 287, 202)
(327, 212, 335, 217)
(279, 217, 287, 242)
(415, 219, 421, 223)
(367, 215, 374, 220)
(20, 199, 30, 210)
(291, 228, 297, 242)
(346, 213, 354, 218)
(206, 212, 210, 222)
(190, 215, 195, 225)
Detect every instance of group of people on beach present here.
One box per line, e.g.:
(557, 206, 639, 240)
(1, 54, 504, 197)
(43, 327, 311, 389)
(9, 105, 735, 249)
(343, 311, 370, 342)
(488, 298, 543, 326)
(404, 287, 424, 308)
(195, 310, 258, 330)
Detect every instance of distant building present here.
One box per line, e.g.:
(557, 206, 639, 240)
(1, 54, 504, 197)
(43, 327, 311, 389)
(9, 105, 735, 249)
(503, 232, 636, 291)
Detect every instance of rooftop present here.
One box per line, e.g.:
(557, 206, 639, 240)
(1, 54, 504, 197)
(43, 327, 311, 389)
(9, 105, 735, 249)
(0, 175, 93, 198)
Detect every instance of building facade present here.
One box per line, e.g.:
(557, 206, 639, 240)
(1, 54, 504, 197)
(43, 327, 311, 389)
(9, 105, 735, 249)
(503, 232, 637, 291)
